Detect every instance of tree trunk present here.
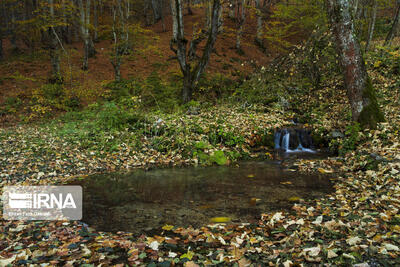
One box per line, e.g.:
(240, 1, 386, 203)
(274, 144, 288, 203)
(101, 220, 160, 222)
(170, 0, 178, 38)
(79, 0, 95, 70)
(48, 0, 62, 83)
(385, 1, 400, 46)
(255, 0, 263, 47)
(187, 0, 193, 15)
(151, 0, 162, 22)
(93, 0, 98, 42)
(236, 0, 246, 52)
(0, 37, 3, 61)
(160, 0, 166, 31)
(171, 0, 221, 103)
(326, 0, 384, 129)
(365, 0, 377, 52)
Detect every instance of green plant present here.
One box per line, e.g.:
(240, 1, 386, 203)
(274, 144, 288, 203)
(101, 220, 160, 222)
(210, 150, 228, 166)
(338, 123, 362, 156)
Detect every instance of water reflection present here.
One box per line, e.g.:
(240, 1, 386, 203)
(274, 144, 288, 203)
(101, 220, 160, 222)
(73, 161, 332, 234)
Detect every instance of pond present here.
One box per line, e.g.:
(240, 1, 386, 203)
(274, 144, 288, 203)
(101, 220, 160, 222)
(72, 160, 333, 235)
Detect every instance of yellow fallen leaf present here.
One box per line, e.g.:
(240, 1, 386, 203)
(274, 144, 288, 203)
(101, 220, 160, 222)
(162, 224, 174, 231)
(210, 217, 231, 223)
(288, 196, 301, 202)
(180, 251, 195, 260)
(280, 181, 292, 185)
(318, 168, 333, 174)
(247, 174, 255, 178)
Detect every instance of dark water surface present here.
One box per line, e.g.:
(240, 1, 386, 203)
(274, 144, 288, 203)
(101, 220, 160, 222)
(72, 161, 333, 234)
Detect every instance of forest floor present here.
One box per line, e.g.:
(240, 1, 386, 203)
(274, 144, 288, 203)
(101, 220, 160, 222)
(0, 7, 400, 265)
(0, 53, 399, 265)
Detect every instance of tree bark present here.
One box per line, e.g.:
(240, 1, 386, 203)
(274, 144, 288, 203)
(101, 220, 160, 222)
(365, 0, 377, 52)
(385, 1, 400, 46)
(93, 0, 98, 42)
(0, 37, 3, 61)
(111, 0, 130, 82)
(78, 0, 96, 70)
(170, 0, 178, 38)
(187, 0, 193, 15)
(326, 0, 384, 129)
(235, 0, 246, 52)
(48, 0, 62, 83)
(255, 0, 263, 47)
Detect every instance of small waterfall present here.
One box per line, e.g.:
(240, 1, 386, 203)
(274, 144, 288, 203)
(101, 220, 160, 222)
(274, 128, 315, 153)
(281, 131, 290, 151)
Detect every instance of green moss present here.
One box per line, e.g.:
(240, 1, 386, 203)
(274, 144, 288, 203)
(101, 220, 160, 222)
(358, 78, 385, 129)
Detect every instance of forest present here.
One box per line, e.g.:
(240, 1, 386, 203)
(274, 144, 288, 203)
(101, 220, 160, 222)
(0, 0, 399, 266)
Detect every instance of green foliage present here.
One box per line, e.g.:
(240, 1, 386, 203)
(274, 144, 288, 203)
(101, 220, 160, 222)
(331, 123, 362, 156)
(103, 73, 180, 113)
(0, 97, 22, 115)
(96, 102, 132, 131)
(210, 150, 228, 166)
(208, 125, 245, 147)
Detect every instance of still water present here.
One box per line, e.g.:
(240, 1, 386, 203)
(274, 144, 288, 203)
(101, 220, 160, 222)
(73, 161, 333, 234)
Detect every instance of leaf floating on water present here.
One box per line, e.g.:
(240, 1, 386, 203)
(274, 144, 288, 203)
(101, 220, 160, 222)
(210, 217, 231, 223)
(318, 168, 334, 174)
(162, 224, 174, 231)
(288, 196, 301, 202)
(247, 174, 255, 178)
(280, 181, 292, 185)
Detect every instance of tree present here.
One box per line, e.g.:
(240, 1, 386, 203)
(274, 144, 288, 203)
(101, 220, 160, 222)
(170, 0, 221, 103)
(326, 0, 384, 129)
(110, 0, 130, 82)
(255, 0, 264, 48)
(77, 0, 96, 70)
(47, 0, 63, 83)
(365, 0, 377, 52)
(385, 0, 400, 46)
(235, 0, 246, 52)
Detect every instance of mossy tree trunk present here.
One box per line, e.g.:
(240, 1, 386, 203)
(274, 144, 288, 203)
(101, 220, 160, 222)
(326, 0, 384, 129)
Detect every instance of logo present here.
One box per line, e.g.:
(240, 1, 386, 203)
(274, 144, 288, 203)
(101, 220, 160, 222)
(2, 186, 82, 220)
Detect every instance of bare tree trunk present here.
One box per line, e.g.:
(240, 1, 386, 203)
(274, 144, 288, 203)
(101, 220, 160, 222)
(10, 3, 19, 53)
(78, 0, 96, 70)
(235, 0, 246, 52)
(170, 0, 178, 37)
(111, 0, 130, 82)
(48, 0, 62, 83)
(0, 37, 3, 61)
(93, 0, 98, 42)
(385, 0, 400, 46)
(171, 0, 221, 103)
(255, 0, 263, 47)
(365, 0, 377, 52)
(160, 0, 166, 31)
(187, 0, 193, 15)
(151, 0, 162, 22)
(326, 0, 384, 129)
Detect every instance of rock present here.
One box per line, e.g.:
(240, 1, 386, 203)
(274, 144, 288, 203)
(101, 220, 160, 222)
(331, 130, 344, 138)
